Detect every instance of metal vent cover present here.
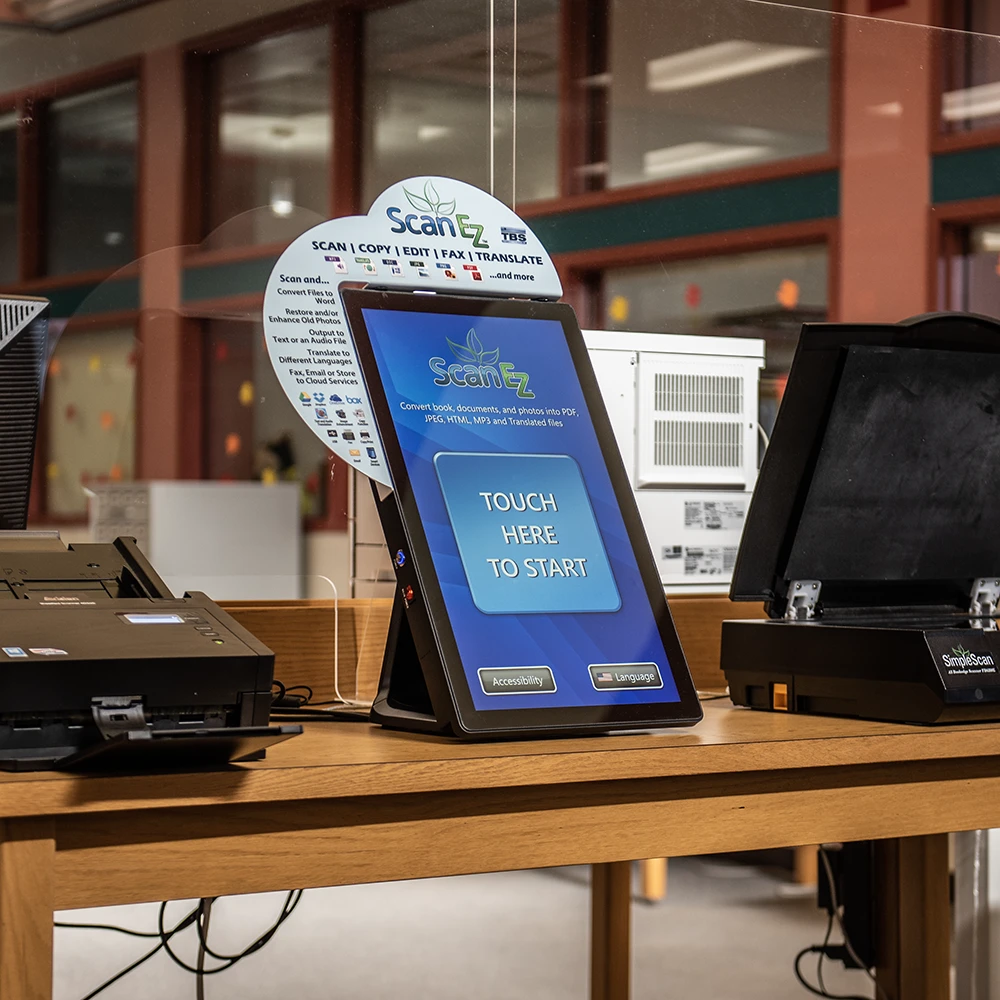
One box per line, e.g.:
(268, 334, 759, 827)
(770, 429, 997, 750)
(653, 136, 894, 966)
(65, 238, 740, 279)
(653, 419, 744, 469)
(0, 297, 49, 530)
(653, 371, 744, 414)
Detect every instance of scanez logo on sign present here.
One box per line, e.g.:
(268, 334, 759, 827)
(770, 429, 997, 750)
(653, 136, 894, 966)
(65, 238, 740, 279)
(429, 329, 534, 398)
(386, 181, 489, 249)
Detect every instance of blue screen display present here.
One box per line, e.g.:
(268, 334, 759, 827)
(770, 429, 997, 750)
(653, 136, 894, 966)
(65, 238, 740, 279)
(363, 307, 680, 711)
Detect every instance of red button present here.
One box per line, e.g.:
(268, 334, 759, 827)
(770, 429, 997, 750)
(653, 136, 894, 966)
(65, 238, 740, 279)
(403, 585, 414, 602)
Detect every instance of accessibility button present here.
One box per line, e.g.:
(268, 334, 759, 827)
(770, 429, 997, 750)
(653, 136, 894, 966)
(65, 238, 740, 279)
(589, 663, 663, 691)
(478, 666, 557, 695)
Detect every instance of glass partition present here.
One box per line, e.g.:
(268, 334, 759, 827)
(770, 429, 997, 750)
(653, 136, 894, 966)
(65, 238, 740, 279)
(0, 110, 15, 284)
(43, 324, 137, 517)
(363, 0, 559, 207)
(602, 245, 829, 434)
(45, 81, 138, 275)
(207, 26, 332, 246)
(601, 0, 831, 190)
(941, 0, 1000, 133)
(0, 2, 995, 994)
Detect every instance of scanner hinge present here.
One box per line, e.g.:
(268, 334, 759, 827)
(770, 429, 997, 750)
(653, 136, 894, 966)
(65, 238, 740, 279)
(785, 580, 821, 620)
(970, 578, 1000, 630)
(91, 696, 147, 739)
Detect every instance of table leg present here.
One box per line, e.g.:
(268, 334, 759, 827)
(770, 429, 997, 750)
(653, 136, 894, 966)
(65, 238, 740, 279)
(875, 834, 950, 1000)
(793, 846, 818, 886)
(639, 859, 667, 903)
(591, 861, 631, 1000)
(0, 819, 54, 1000)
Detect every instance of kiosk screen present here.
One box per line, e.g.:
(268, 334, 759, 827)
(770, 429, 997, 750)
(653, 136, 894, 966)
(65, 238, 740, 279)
(354, 294, 684, 714)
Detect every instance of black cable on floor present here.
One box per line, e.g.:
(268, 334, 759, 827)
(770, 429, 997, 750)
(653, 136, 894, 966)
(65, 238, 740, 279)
(793, 943, 870, 1000)
(75, 903, 201, 1000)
(66, 891, 304, 1000)
(55, 920, 160, 939)
(196, 897, 214, 1000)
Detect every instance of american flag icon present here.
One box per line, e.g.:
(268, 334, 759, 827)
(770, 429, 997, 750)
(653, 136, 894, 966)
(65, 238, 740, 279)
(596, 671, 613, 683)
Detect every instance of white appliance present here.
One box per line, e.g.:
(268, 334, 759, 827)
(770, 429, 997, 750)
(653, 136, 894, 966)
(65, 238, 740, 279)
(88, 481, 302, 600)
(583, 329, 765, 594)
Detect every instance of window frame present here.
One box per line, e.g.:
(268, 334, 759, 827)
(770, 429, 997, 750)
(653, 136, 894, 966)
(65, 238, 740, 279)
(932, 0, 1000, 153)
(0, 61, 142, 286)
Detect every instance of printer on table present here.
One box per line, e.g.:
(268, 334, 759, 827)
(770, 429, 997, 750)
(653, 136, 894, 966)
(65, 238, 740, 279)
(722, 312, 1000, 725)
(0, 531, 296, 769)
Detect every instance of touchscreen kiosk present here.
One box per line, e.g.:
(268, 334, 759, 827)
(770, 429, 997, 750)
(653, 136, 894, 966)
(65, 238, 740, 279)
(343, 288, 701, 738)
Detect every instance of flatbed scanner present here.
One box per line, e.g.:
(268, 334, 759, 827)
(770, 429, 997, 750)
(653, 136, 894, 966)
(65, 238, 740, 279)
(0, 531, 297, 769)
(723, 312, 1000, 724)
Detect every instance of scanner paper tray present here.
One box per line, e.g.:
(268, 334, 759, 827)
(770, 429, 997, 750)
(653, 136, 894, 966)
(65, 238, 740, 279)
(0, 725, 302, 773)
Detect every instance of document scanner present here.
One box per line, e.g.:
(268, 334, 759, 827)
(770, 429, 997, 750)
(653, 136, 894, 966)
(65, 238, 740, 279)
(0, 532, 297, 770)
(0, 296, 299, 769)
(722, 312, 1000, 724)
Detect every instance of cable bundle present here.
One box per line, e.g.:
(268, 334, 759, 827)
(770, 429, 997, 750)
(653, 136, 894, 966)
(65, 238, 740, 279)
(59, 892, 303, 1000)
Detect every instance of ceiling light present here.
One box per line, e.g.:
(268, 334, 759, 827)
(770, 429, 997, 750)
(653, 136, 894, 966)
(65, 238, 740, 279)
(976, 230, 1000, 253)
(869, 101, 903, 118)
(942, 81, 1000, 122)
(417, 124, 452, 142)
(269, 178, 294, 219)
(647, 40, 823, 94)
(220, 113, 330, 158)
(1, 0, 156, 31)
(642, 142, 771, 178)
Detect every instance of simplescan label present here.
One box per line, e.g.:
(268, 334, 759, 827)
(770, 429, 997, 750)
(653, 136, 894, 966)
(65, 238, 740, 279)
(263, 177, 562, 487)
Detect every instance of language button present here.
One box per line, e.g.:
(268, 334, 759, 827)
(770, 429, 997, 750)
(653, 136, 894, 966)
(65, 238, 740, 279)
(478, 666, 557, 695)
(589, 663, 663, 691)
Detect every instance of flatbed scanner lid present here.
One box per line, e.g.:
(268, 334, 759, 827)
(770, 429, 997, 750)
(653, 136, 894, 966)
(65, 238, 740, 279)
(730, 312, 1000, 618)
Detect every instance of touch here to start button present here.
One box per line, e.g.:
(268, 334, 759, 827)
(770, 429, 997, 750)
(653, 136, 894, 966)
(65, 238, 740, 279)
(589, 663, 663, 691)
(478, 666, 557, 695)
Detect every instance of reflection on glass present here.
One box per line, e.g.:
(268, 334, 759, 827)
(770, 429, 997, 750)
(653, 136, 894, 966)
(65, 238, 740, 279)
(943, 223, 1000, 315)
(603, 0, 830, 189)
(602, 245, 828, 433)
(45, 326, 136, 517)
(209, 27, 331, 246)
(942, 1, 1000, 132)
(204, 321, 329, 518)
(45, 81, 137, 276)
(363, 0, 559, 207)
(0, 111, 15, 284)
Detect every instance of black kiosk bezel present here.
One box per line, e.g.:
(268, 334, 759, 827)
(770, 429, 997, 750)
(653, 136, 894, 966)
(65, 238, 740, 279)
(342, 288, 702, 738)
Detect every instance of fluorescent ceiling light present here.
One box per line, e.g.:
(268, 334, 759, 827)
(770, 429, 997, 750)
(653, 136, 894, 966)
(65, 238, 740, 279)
(642, 142, 771, 178)
(942, 81, 1000, 122)
(647, 40, 823, 93)
(220, 113, 330, 158)
(417, 124, 452, 142)
(2, 0, 155, 31)
(869, 101, 903, 118)
(976, 230, 1000, 253)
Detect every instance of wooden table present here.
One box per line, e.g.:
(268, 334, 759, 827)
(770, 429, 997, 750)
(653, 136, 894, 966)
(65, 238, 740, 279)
(2, 702, 996, 1000)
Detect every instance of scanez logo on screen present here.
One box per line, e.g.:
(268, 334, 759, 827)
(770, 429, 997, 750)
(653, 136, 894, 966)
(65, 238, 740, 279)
(428, 328, 534, 399)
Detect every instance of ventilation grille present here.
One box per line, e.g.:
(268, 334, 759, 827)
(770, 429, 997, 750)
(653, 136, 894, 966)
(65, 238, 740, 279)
(654, 372, 744, 414)
(0, 321, 46, 530)
(0, 300, 45, 349)
(653, 420, 744, 468)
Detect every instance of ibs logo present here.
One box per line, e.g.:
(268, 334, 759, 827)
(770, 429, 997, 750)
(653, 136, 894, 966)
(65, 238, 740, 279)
(942, 645, 996, 669)
(429, 328, 533, 398)
(386, 181, 489, 249)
